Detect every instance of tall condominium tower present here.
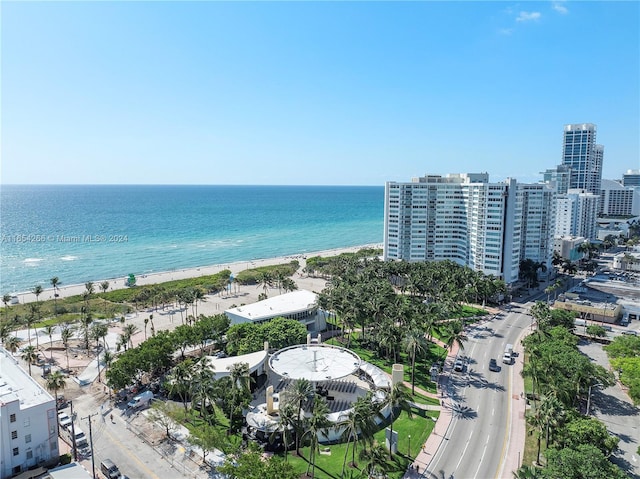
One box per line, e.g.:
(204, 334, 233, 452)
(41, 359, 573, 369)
(383, 173, 556, 285)
(561, 123, 604, 194)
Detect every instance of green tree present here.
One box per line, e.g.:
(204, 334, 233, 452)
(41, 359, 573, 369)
(50, 277, 60, 315)
(217, 444, 298, 479)
(586, 324, 607, 339)
(148, 401, 180, 439)
(21, 345, 38, 375)
(337, 392, 378, 475)
(60, 323, 75, 371)
(304, 394, 331, 477)
(227, 361, 251, 434)
(2, 294, 11, 321)
(283, 378, 314, 455)
(379, 382, 413, 458)
(42, 324, 56, 362)
(543, 444, 627, 479)
(5, 335, 22, 354)
(403, 328, 428, 395)
(358, 440, 390, 479)
(46, 370, 67, 406)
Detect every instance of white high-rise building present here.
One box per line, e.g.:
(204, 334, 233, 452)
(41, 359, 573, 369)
(599, 179, 640, 216)
(383, 173, 556, 285)
(555, 189, 599, 240)
(0, 348, 59, 479)
(561, 123, 604, 195)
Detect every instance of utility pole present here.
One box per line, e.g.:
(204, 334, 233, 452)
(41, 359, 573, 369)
(82, 412, 99, 479)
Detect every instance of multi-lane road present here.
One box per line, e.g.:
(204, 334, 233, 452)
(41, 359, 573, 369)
(425, 306, 531, 479)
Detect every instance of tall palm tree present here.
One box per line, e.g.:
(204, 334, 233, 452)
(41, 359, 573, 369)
(437, 319, 467, 361)
(50, 277, 60, 315)
(101, 350, 114, 389)
(6, 335, 22, 354)
(270, 402, 297, 462)
(305, 394, 331, 477)
(32, 285, 43, 305)
(60, 323, 75, 371)
(2, 294, 11, 321)
(100, 281, 110, 316)
(46, 370, 67, 407)
(42, 324, 56, 362)
(122, 323, 139, 349)
(227, 361, 251, 434)
(403, 328, 428, 395)
(379, 382, 413, 458)
(358, 440, 390, 479)
(24, 306, 38, 347)
(0, 321, 12, 347)
(337, 393, 378, 475)
(538, 394, 566, 448)
(21, 345, 38, 375)
(283, 378, 314, 455)
(169, 359, 194, 412)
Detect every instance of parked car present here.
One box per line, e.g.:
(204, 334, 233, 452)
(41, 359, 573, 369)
(489, 359, 500, 372)
(454, 358, 465, 372)
(100, 459, 120, 479)
(58, 412, 72, 431)
(127, 390, 154, 410)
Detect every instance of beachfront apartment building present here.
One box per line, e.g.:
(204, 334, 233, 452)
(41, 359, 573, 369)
(555, 189, 599, 241)
(622, 169, 640, 188)
(383, 173, 556, 285)
(0, 348, 59, 479)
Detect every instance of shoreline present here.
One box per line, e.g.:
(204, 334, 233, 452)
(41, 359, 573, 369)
(7, 243, 383, 305)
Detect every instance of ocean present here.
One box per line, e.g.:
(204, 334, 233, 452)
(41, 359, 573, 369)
(0, 185, 384, 293)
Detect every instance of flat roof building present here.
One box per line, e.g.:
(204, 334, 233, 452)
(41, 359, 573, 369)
(0, 348, 59, 479)
(224, 290, 326, 332)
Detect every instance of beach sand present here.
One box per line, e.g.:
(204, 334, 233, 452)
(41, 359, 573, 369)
(10, 243, 382, 305)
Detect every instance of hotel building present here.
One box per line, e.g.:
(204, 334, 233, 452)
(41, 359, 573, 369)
(554, 189, 599, 240)
(599, 179, 640, 217)
(0, 348, 59, 478)
(383, 173, 556, 285)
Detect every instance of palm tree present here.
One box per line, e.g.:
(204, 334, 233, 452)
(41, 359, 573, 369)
(21, 345, 38, 375)
(283, 378, 314, 455)
(257, 272, 273, 298)
(271, 401, 297, 461)
(169, 359, 194, 412)
(42, 324, 56, 362)
(337, 393, 378, 475)
(538, 394, 565, 448)
(100, 281, 110, 315)
(358, 440, 390, 479)
(144, 317, 149, 340)
(227, 361, 251, 434)
(50, 277, 61, 315)
(437, 319, 467, 361)
(378, 382, 413, 458)
(513, 465, 544, 479)
(403, 328, 428, 395)
(2, 293, 11, 321)
(5, 335, 22, 354)
(24, 306, 37, 347)
(281, 277, 298, 294)
(32, 284, 43, 305)
(305, 395, 331, 477)
(526, 402, 545, 466)
(0, 321, 12, 347)
(101, 350, 114, 389)
(122, 323, 139, 349)
(60, 323, 75, 371)
(46, 370, 67, 407)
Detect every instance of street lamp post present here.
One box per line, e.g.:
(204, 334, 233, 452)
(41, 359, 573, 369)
(408, 434, 411, 458)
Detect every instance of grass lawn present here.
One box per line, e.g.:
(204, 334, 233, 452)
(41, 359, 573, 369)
(285, 408, 439, 478)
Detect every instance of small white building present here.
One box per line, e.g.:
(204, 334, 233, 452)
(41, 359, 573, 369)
(224, 290, 326, 332)
(0, 348, 59, 479)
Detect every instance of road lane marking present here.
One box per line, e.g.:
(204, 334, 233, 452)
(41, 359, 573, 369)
(101, 422, 162, 479)
(473, 434, 491, 478)
(455, 430, 473, 470)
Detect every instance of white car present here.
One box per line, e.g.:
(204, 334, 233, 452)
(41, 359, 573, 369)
(454, 358, 465, 372)
(58, 412, 72, 431)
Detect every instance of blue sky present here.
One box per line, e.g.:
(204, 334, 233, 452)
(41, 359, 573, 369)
(1, 1, 638, 186)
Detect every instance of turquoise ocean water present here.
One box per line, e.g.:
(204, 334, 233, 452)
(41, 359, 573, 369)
(0, 185, 384, 293)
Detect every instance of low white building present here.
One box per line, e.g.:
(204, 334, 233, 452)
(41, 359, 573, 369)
(224, 290, 326, 332)
(0, 348, 59, 479)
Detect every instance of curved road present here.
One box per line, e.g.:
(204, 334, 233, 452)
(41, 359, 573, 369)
(424, 306, 531, 479)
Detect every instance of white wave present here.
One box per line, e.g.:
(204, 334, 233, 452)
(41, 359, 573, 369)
(60, 255, 78, 261)
(23, 258, 44, 263)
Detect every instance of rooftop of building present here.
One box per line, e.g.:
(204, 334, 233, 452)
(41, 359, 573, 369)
(225, 289, 318, 322)
(0, 347, 54, 409)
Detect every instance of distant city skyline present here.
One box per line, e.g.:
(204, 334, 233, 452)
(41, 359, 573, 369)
(2, 1, 638, 186)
